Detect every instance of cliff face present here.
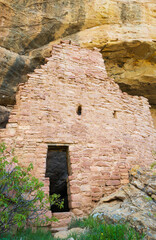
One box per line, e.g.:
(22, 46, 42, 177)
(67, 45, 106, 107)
(0, 0, 156, 117)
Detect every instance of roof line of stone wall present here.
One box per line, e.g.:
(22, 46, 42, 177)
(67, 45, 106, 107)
(48, 41, 150, 104)
(21, 40, 149, 109)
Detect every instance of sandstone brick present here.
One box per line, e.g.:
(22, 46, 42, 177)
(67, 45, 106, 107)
(81, 197, 92, 205)
(121, 179, 129, 184)
(91, 187, 102, 193)
(119, 169, 129, 173)
(70, 194, 82, 202)
(95, 162, 110, 167)
(106, 180, 121, 186)
(67, 176, 74, 181)
(72, 208, 83, 216)
(69, 186, 80, 194)
(70, 202, 81, 209)
(92, 175, 103, 181)
(52, 217, 71, 228)
(110, 174, 120, 180)
(80, 185, 91, 192)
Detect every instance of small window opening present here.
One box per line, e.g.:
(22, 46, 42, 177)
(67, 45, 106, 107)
(45, 146, 70, 212)
(113, 110, 117, 119)
(77, 105, 82, 115)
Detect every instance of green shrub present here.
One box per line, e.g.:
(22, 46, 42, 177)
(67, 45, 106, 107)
(0, 228, 54, 240)
(1, 216, 145, 240)
(0, 143, 63, 235)
(151, 161, 156, 169)
(68, 216, 145, 240)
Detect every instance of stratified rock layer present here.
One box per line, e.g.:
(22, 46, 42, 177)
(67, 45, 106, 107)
(0, 0, 156, 113)
(92, 167, 156, 239)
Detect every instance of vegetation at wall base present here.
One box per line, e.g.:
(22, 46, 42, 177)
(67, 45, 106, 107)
(68, 216, 145, 240)
(0, 142, 145, 240)
(0, 216, 145, 240)
(0, 228, 54, 240)
(0, 142, 63, 235)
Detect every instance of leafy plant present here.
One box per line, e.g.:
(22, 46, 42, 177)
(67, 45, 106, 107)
(0, 142, 63, 235)
(0, 227, 55, 240)
(150, 161, 156, 169)
(68, 216, 144, 240)
(1, 216, 145, 240)
(143, 196, 153, 201)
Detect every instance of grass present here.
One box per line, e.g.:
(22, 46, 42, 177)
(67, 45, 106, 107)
(143, 196, 153, 201)
(68, 216, 145, 240)
(0, 216, 145, 240)
(0, 228, 54, 240)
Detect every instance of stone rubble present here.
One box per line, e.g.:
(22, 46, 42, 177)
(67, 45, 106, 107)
(53, 227, 86, 239)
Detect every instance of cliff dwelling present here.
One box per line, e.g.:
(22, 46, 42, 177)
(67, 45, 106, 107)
(0, 41, 156, 225)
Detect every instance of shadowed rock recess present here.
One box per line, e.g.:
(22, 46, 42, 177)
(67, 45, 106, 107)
(0, 0, 156, 126)
(0, 106, 10, 128)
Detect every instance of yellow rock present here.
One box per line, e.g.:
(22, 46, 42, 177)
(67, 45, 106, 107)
(0, 0, 156, 120)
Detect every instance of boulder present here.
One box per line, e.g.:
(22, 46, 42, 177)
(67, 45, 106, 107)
(54, 227, 86, 239)
(92, 167, 156, 239)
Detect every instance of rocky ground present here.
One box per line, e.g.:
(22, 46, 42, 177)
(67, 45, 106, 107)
(92, 166, 156, 239)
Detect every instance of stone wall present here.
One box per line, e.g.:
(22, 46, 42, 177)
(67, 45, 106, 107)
(0, 42, 156, 217)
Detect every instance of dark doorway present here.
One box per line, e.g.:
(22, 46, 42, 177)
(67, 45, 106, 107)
(45, 146, 69, 212)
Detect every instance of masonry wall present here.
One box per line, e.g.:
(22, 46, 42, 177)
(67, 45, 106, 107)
(0, 42, 156, 217)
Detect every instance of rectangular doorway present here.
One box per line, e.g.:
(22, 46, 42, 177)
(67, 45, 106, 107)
(45, 146, 70, 212)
